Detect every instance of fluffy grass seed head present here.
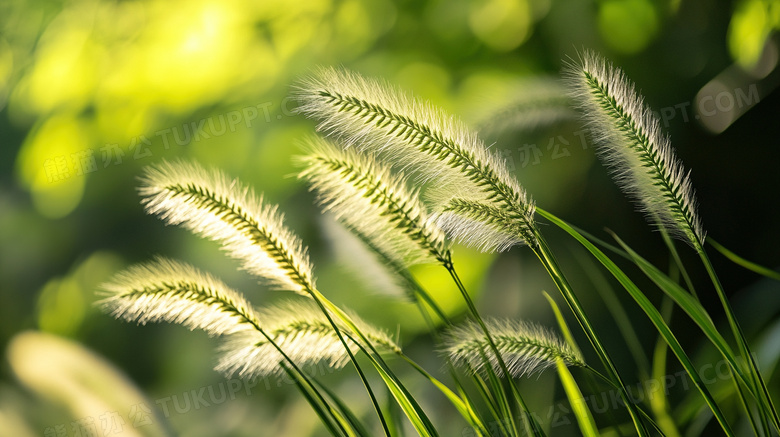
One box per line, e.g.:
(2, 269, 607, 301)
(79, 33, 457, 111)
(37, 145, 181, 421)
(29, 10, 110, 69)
(217, 299, 401, 378)
(98, 257, 260, 336)
(433, 198, 535, 253)
(296, 135, 450, 266)
(443, 319, 585, 378)
(100, 261, 399, 379)
(321, 216, 417, 301)
(139, 160, 315, 294)
(471, 76, 575, 136)
(566, 50, 705, 248)
(295, 67, 537, 251)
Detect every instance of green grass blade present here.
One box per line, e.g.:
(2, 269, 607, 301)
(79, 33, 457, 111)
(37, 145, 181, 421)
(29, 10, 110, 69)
(542, 291, 581, 358)
(466, 365, 508, 436)
(479, 344, 519, 436)
(306, 291, 393, 437)
(446, 266, 544, 437)
(535, 208, 735, 435)
(312, 378, 373, 437)
(312, 290, 439, 437)
(649, 317, 682, 437)
(570, 248, 650, 374)
(533, 234, 650, 436)
(608, 234, 750, 387)
(657, 224, 698, 299)
(697, 249, 780, 434)
(556, 358, 599, 437)
(613, 232, 780, 433)
(399, 353, 490, 436)
(281, 364, 348, 437)
(708, 239, 780, 281)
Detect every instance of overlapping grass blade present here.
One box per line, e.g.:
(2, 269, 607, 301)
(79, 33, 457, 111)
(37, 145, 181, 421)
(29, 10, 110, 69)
(556, 358, 599, 437)
(281, 364, 349, 437)
(311, 378, 373, 437)
(535, 207, 735, 435)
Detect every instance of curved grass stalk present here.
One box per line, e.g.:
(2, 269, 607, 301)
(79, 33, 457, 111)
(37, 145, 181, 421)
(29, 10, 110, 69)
(138, 161, 408, 436)
(308, 288, 441, 436)
(444, 265, 549, 436)
(565, 50, 704, 248)
(708, 239, 780, 281)
(568, 51, 779, 433)
(98, 259, 365, 436)
(535, 207, 736, 436)
(697, 249, 780, 434)
(297, 137, 537, 435)
(569, 248, 650, 375)
(298, 67, 651, 436)
(530, 233, 652, 435)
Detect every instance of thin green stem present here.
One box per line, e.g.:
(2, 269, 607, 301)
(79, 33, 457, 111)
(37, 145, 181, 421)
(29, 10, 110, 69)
(404, 272, 492, 437)
(658, 225, 698, 300)
(696, 245, 780, 434)
(571, 247, 650, 376)
(708, 239, 780, 281)
(657, 228, 761, 435)
(306, 289, 392, 437)
(531, 231, 651, 436)
(582, 365, 667, 437)
(311, 289, 440, 437)
(660, 227, 760, 434)
(445, 263, 546, 437)
(247, 320, 349, 436)
(536, 208, 736, 435)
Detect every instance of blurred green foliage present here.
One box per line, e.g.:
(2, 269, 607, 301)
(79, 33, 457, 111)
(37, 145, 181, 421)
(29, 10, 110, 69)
(0, 0, 778, 435)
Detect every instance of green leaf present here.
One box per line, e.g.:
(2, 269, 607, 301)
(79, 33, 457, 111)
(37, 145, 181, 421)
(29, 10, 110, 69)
(281, 364, 348, 437)
(536, 208, 735, 435)
(556, 358, 599, 437)
(313, 290, 440, 437)
(543, 291, 581, 359)
(708, 239, 780, 281)
(312, 378, 372, 437)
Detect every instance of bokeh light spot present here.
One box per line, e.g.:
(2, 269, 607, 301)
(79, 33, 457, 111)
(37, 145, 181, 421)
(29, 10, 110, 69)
(15, 115, 93, 218)
(598, 0, 658, 54)
(728, 0, 776, 69)
(468, 0, 532, 52)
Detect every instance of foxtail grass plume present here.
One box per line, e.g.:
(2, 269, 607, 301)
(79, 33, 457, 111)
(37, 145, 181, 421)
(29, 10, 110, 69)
(295, 67, 537, 251)
(139, 160, 316, 294)
(434, 198, 532, 253)
(99, 257, 261, 336)
(99, 261, 399, 379)
(444, 319, 585, 378)
(296, 135, 449, 266)
(321, 216, 416, 301)
(471, 77, 575, 136)
(217, 300, 401, 378)
(566, 51, 704, 248)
